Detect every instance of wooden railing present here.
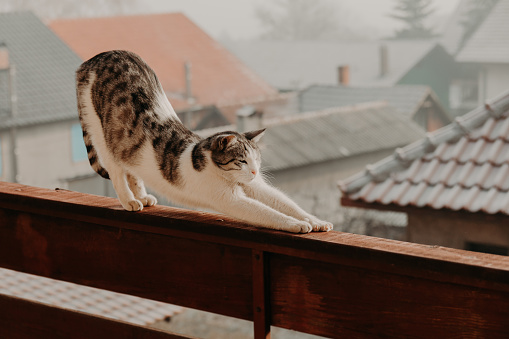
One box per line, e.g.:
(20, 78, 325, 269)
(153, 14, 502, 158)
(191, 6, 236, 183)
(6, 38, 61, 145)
(0, 181, 508, 338)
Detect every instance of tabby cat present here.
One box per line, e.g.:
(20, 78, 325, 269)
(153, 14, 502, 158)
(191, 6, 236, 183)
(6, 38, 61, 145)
(76, 50, 332, 233)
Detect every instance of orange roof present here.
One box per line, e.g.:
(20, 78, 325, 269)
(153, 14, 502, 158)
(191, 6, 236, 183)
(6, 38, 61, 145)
(49, 13, 277, 110)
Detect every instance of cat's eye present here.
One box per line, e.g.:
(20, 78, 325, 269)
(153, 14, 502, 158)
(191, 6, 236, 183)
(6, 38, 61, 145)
(239, 160, 248, 164)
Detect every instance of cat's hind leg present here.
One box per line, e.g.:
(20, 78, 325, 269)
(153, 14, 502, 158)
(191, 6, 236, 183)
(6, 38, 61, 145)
(126, 173, 157, 207)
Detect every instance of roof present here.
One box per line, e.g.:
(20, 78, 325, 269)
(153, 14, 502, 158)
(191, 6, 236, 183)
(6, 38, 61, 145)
(49, 13, 277, 110)
(225, 40, 436, 90)
(339, 89, 509, 215)
(0, 268, 181, 325)
(299, 85, 438, 119)
(439, 0, 471, 55)
(199, 101, 425, 172)
(456, 0, 509, 63)
(0, 11, 82, 130)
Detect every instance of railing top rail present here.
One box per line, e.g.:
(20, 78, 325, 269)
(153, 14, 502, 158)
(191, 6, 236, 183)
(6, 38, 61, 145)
(2, 181, 509, 338)
(1, 181, 508, 292)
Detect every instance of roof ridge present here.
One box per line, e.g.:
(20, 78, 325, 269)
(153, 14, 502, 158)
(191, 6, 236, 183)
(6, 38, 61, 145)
(265, 101, 389, 127)
(50, 12, 184, 23)
(197, 101, 390, 136)
(390, 178, 509, 193)
(339, 89, 509, 194)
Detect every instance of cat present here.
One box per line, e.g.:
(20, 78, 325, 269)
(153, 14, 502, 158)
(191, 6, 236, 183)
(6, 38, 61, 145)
(75, 50, 333, 234)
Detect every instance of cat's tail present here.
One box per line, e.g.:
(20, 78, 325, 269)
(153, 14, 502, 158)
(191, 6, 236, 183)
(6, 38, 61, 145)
(82, 128, 110, 180)
(76, 69, 110, 180)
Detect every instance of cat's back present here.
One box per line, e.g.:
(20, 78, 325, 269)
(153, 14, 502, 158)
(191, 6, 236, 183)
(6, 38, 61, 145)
(76, 50, 163, 120)
(76, 50, 158, 87)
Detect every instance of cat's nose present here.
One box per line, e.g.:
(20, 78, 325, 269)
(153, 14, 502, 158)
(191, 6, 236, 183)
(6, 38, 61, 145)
(251, 170, 256, 175)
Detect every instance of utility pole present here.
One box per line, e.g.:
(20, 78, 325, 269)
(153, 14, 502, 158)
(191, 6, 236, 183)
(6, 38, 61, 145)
(0, 42, 18, 183)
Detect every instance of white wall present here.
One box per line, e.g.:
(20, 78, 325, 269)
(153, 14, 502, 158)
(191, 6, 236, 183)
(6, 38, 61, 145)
(269, 149, 395, 227)
(480, 63, 509, 101)
(8, 121, 93, 189)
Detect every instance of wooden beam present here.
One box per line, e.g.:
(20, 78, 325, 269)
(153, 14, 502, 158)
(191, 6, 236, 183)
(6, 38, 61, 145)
(252, 250, 271, 339)
(0, 293, 192, 339)
(0, 206, 254, 320)
(1, 182, 509, 338)
(270, 253, 509, 338)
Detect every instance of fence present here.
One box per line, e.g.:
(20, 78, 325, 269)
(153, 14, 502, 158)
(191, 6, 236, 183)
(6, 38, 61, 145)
(0, 181, 508, 338)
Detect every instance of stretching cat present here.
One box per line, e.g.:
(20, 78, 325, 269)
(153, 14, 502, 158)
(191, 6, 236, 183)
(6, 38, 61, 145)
(76, 50, 333, 233)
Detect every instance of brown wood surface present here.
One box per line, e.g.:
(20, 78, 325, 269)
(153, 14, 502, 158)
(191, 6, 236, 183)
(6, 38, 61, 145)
(252, 250, 271, 339)
(270, 253, 509, 338)
(1, 181, 509, 338)
(0, 293, 192, 339)
(0, 207, 253, 320)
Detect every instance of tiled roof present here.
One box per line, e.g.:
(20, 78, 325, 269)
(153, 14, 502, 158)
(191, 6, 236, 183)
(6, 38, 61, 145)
(339, 90, 509, 215)
(299, 85, 442, 119)
(49, 13, 277, 110)
(198, 102, 425, 172)
(0, 268, 181, 325)
(225, 40, 436, 90)
(0, 11, 82, 129)
(456, 0, 509, 63)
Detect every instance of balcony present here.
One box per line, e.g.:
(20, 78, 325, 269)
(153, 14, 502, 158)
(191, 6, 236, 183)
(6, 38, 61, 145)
(0, 181, 508, 338)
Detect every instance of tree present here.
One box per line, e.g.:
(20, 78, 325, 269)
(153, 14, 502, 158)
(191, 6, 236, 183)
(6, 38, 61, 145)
(255, 0, 356, 41)
(389, 0, 436, 39)
(459, 0, 499, 49)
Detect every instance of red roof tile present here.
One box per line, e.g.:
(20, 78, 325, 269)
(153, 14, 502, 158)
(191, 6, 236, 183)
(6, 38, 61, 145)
(340, 90, 509, 215)
(49, 13, 277, 110)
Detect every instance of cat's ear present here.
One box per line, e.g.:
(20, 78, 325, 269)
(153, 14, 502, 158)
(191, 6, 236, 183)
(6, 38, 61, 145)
(244, 128, 266, 143)
(212, 134, 237, 151)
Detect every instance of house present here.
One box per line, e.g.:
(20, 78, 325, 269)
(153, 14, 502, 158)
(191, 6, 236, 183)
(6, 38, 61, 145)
(0, 10, 181, 326)
(217, 91, 299, 123)
(0, 11, 90, 190)
(339, 89, 509, 255)
(226, 40, 456, 114)
(198, 101, 425, 227)
(49, 13, 278, 112)
(299, 85, 451, 131)
(455, 0, 509, 107)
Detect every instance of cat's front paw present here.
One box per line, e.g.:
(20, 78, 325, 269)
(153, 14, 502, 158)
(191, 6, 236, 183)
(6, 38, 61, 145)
(285, 220, 313, 234)
(306, 217, 334, 232)
(121, 199, 144, 212)
(139, 194, 157, 207)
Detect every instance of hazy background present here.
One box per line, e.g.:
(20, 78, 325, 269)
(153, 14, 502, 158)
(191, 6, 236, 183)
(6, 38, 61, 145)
(0, 0, 462, 40)
(143, 0, 462, 40)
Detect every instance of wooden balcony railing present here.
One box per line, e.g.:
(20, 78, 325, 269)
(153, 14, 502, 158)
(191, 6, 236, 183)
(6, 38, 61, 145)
(0, 181, 508, 338)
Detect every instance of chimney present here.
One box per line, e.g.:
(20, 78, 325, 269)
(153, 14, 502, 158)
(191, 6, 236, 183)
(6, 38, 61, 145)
(236, 105, 263, 133)
(380, 44, 388, 77)
(0, 42, 9, 69)
(338, 65, 349, 86)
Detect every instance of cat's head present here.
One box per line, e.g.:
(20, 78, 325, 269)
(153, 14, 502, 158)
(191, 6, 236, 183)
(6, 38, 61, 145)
(207, 129, 265, 183)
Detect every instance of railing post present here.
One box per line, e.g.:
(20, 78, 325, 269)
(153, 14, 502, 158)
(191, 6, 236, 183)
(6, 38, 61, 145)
(252, 249, 271, 339)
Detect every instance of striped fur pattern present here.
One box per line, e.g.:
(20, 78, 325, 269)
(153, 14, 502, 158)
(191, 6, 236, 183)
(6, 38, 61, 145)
(76, 50, 332, 233)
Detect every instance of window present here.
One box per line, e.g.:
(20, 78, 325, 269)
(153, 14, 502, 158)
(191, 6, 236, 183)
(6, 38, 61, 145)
(449, 80, 478, 110)
(465, 242, 508, 256)
(71, 123, 88, 162)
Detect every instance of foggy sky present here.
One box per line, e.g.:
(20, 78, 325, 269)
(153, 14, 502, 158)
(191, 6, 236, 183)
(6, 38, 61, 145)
(143, 0, 462, 40)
